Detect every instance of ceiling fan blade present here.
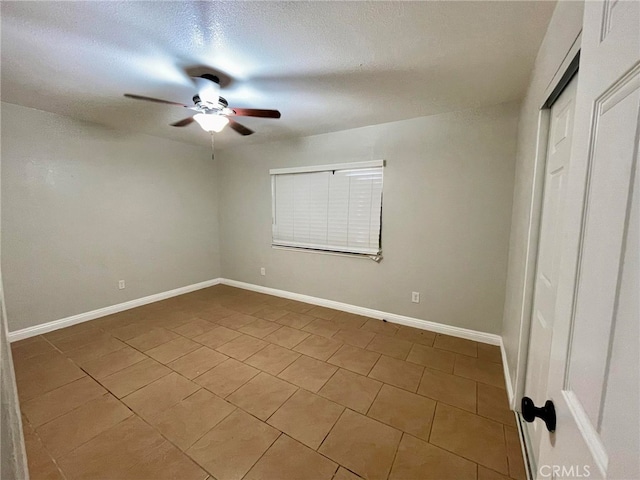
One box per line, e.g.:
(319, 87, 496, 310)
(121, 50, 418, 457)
(230, 108, 281, 119)
(228, 119, 255, 136)
(124, 94, 189, 107)
(170, 117, 195, 127)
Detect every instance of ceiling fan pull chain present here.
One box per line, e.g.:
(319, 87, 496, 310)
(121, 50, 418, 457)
(210, 131, 215, 160)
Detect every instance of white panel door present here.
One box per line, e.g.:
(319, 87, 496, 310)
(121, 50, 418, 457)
(524, 75, 578, 466)
(526, 1, 640, 478)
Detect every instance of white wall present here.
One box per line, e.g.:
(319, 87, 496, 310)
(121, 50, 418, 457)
(500, 1, 584, 398)
(1, 102, 221, 332)
(218, 102, 520, 334)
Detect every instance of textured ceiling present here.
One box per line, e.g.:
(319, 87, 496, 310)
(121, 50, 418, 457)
(1, 1, 555, 149)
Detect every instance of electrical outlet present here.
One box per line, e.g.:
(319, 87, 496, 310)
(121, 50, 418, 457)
(118, 280, 125, 290)
(411, 291, 420, 303)
(260, 267, 266, 276)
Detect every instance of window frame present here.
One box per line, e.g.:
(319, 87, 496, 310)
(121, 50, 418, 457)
(269, 160, 385, 260)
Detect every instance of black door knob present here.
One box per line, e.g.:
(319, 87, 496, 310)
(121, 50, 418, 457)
(521, 397, 556, 432)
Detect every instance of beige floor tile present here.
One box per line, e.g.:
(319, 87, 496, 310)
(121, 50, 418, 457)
(193, 325, 242, 349)
(22, 376, 106, 427)
(277, 355, 338, 392)
(80, 345, 147, 379)
(168, 346, 228, 379)
(187, 409, 280, 480)
(198, 306, 237, 323)
(47, 320, 105, 340)
(505, 426, 527, 480)
(99, 357, 170, 398)
(366, 334, 413, 360)
(146, 336, 201, 364)
(434, 334, 478, 357)
(328, 344, 380, 375)
(277, 312, 316, 329)
(454, 355, 506, 388)
(368, 355, 424, 392)
(332, 312, 370, 330)
(67, 336, 128, 364)
(264, 325, 310, 349)
(151, 389, 236, 450)
(318, 368, 382, 414)
(11, 336, 57, 361)
(36, 393, 133, 458)
(406, 343, 456, 373)
(23, 428, 66, 480)
(367, 384, 436, 441)
(418, 368, 477, 413)
(46, 330, 110, 353)
(285, 301, 315, 314)
(478, 383, 515, 425)
(225, 302, 267, 316)
(245, 434, 338, 480)
(215, 333, 267, 361)
(239, 318, 283, 338)
(122, 372, 199, 420)
(13, 350, 66, 378)
(334, 467, 363, 480)
(263, 296, 291, 308)
(389, 434, 477, 480)
(478, 343, 502, 364)
(332, 328, 375, 349)
(126, 328, 180, 351)
(294, 334, 342, 361)
(57, 416, 166, 480)
(110, 322, 153, 341)
(478, 465, 512, 480)
(216, 312, 258, 330)
(170, 318, 217, 338)
(121, 440, 208, 480)
(394, 326, 437, 346)
(319, 409, 402, 480)
(307, 306, 341, 321)
(430, 403, 508, 474)
(15, 355, 86, 402)
(360, 319, 399, 336)
(227, 372, 297, 420)
(245, 343, 301, 375)
(253, 306, 289, 321)
(267, 389, 344, 449)
(194, 358, 259, 397)
(303, 318, 341, 338)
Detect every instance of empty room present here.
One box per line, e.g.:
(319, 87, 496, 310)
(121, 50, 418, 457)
(1, 1, 638, 480)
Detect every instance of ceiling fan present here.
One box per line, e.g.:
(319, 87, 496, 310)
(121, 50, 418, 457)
(124, 74, 281, 136)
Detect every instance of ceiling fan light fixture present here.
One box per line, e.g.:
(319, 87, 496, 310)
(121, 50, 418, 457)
(193, 113, 229, 132)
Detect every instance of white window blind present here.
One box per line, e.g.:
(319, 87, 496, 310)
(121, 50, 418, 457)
(271, 161, 383, 256)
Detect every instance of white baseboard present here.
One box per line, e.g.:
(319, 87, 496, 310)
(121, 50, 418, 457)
(8, 276, 503, 348)
(221, 279, 502, 346)
(8, 278, 222, 342)
(500, 339, 515, 407)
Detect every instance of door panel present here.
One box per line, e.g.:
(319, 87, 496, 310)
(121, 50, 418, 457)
(531, 0, 639, 478)
(567, 69, 640, 426)
(524, 75, 578, 466)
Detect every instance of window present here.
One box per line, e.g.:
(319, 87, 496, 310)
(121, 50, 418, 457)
(270, 160, 384, 258)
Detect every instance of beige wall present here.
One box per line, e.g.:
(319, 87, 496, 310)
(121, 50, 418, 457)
(501, 1, 584, 397)
(218, 102, 520, 334)
(1, 102, 221, 332)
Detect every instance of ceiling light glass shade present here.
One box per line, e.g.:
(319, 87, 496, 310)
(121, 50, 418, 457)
(193, 114, 229, 132)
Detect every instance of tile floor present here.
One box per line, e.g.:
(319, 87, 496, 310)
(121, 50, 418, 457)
(12, 285, 526, 480)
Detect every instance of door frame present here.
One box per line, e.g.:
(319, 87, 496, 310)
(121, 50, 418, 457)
(509, 35, 582, 479)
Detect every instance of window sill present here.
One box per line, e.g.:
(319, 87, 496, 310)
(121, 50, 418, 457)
(271, 245, 382, 262)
